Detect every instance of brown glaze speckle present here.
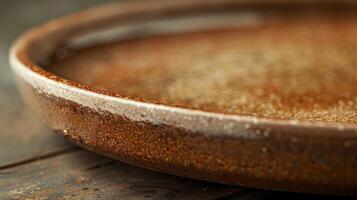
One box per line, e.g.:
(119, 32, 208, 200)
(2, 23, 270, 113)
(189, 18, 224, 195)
(16, 78, 357, 195)
(48, 11, 357, 125)
(10, 0, 357, 195)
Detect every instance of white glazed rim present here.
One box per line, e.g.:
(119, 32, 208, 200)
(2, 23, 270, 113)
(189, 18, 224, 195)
(9, 0, 357, 138)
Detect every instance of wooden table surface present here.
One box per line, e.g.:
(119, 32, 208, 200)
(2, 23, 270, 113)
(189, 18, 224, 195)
(0, 1, 351, 199)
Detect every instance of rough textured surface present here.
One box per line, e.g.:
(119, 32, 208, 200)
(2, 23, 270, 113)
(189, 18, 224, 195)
(2, 0, 357, 199)
(16, 79, 357, 195)
(49, 11, 357, 125)
(0, 0, 260, 199)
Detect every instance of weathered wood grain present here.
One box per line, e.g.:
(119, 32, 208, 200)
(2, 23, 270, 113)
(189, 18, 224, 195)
(0, 149, 345, 199)
(0, 150, 246, 200)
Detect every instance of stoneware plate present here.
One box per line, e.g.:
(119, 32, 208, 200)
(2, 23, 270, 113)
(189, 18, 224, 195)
(10, 0, 357, 195)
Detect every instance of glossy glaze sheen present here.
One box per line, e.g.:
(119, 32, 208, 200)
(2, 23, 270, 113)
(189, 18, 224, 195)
(10, 0, 357, 195)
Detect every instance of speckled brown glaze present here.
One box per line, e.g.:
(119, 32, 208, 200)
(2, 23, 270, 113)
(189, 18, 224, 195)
(15, 78, 357, 195)
(48, 16, 357, 124)
(10, 0, 357, 195)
